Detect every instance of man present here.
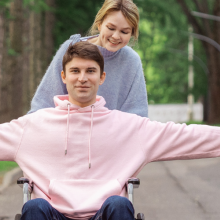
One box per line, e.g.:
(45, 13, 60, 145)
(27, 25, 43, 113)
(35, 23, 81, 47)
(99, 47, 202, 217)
(0, 41, 220, 220)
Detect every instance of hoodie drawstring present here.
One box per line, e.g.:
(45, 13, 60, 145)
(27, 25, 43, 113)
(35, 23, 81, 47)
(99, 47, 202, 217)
(65, 103, 70, 155)
(88, 105, 95, 169)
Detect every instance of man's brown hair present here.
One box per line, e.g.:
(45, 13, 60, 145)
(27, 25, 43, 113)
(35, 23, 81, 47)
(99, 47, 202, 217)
(62, 41, 104, 75)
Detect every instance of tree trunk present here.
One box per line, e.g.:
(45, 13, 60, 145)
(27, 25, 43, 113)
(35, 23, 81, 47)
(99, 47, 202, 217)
(44, 0, 56, 69)
(22, 8, 31, 113)
(8, 0, 23, 120)
(0, 8, 10, 123)
(29, 8, 43, 99)
(206, 44, 220, 124)
(35, 12, 43, 86)
(202, 1, 220, 124)
(0, 10, 4, 111)
(29, 10, 35, 100)
(177, 0, 220, 124)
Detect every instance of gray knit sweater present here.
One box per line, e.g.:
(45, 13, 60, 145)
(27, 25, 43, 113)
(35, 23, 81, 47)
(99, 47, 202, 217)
(29, 34, 148, 117)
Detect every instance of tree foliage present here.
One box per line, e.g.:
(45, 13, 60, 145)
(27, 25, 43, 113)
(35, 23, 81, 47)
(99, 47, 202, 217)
(54, 0, 103, 48)
(0, 0, 219, 124)
(0, 0, 11, 8)
(175, 0, 220, 123)
(134, 0, 207, 106)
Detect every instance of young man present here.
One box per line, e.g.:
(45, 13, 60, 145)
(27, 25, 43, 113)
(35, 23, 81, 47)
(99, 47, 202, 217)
(0, 41, 220, 220)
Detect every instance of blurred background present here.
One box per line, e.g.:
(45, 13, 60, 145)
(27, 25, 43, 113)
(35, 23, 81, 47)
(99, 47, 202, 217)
(1, 1, 220, 219)
(0, 0, 219, 125)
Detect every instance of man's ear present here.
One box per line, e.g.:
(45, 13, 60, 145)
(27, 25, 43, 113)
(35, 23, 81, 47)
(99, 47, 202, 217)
(100, 72, 106, 85)
(61, 71, 66, 84)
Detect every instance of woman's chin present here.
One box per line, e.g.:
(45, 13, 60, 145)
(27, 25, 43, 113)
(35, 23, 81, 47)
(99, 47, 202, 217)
(105, 44, 121, 52)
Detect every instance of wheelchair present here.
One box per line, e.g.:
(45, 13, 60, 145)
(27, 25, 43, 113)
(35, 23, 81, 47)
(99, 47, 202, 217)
(15, 177, 145, 220)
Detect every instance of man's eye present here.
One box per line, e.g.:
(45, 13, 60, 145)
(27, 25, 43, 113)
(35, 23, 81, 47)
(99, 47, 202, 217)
(88, 70, 94, 73)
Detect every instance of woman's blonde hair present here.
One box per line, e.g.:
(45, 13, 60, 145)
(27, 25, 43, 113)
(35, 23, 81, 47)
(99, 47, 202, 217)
(88, 0, 139, 42)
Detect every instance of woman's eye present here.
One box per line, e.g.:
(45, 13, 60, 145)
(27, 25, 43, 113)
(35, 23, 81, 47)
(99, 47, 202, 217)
(107, 26, 114, 30)
(122, 30, 131, 34)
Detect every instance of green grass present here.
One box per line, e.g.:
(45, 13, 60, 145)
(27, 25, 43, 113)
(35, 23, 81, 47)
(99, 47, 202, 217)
(186, 121, 220, 127)
(186, 121, 205, 125)
(0, 161, 18, 172)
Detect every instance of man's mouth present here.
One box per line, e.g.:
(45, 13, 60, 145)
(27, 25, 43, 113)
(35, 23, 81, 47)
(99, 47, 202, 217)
(75, 86, 90, 89)
(76, 86, 90, 88)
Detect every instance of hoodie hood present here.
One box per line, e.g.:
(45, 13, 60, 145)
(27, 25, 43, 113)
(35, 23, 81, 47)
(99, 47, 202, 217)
(53, 95, 106, 112)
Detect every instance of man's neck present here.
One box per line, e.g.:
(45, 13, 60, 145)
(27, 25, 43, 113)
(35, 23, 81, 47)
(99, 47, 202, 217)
(68, 96, 96, 108)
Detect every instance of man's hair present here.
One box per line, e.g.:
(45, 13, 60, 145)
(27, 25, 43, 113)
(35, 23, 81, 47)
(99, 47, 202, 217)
(62, 41, 104, 75)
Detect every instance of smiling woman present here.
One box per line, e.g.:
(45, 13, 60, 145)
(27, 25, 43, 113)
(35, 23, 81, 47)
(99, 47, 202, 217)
(88, 11, 132, 52)
(28, 0, 148, 118)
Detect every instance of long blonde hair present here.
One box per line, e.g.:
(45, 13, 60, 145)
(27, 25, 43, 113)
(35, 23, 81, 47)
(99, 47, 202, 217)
(88, 0, 139, 42)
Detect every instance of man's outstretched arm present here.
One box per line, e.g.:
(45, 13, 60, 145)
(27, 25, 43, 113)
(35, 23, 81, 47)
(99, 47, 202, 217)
(0, 117, 26, 161)
(137, 119, 220, 163)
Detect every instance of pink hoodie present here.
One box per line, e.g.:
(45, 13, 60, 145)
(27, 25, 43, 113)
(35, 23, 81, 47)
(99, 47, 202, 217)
(0, 95, 220, 219)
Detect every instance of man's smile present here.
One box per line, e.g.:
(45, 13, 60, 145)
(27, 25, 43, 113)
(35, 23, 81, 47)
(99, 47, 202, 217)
(75, 86, 90, 88)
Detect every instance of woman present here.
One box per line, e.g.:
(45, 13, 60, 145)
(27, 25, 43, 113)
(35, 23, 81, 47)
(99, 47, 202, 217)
(29, 0, 148, 117)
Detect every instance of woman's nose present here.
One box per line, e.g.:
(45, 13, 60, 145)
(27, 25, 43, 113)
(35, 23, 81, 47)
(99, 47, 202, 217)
(112, 31, 120, 40)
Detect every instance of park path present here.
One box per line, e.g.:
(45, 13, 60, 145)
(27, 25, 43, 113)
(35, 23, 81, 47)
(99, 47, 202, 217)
(0, 183, 22, 220)
(135, 158, 220, 220)
(1, 158, 220, 220)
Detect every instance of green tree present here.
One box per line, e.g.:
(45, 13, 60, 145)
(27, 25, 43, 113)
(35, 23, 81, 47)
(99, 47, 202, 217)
(176, 0, 220, 124)
(135, 0, 219, 123)
(54, 0, 103, 49)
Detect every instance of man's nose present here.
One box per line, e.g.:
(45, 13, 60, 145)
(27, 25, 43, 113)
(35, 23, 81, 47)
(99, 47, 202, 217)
(78, 72, 87, 82)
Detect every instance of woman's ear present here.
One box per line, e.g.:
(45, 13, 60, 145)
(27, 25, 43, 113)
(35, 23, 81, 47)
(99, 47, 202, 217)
(98, 23, 101, 32)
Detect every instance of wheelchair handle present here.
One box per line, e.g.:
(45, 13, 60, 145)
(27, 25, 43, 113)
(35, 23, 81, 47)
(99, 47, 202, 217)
(17, 177, 32, 204)
(127, 178, 140, 188)
(127, 178, 140, 204)
(17, 177, 29, 185)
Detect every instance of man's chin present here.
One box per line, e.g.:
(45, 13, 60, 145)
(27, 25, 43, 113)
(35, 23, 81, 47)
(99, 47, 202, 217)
(69, 95, 96, 107)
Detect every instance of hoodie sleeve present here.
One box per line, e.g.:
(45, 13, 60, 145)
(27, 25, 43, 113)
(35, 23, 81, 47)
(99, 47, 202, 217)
(120, 62, 148, 117)
(137, 119, 220, 164)
(28, 34, 81, 114)
(0, 116, 27, 161)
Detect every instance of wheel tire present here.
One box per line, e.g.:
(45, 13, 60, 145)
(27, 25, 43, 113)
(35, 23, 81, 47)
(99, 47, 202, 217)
(137, 213, 145, 220)
(15, 214, 21, 220)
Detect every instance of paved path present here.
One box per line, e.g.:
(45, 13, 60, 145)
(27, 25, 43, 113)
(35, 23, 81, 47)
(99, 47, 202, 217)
(135, 158, 220, 220)
(1, 158, 220, 220)
(0, 184, 22, 220)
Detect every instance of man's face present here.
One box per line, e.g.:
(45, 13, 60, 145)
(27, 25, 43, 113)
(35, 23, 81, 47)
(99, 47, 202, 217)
(61, 57, 106, 107)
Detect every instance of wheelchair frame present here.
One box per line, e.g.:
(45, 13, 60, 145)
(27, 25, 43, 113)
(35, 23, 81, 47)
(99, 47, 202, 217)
(15, 177, 145, 220)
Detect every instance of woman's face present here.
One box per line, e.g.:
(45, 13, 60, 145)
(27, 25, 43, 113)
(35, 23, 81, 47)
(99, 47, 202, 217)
(97, 10, 133, 52)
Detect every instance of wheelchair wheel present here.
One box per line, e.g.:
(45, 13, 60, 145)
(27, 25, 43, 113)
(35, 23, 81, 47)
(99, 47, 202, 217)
(15, 214, 21, 220)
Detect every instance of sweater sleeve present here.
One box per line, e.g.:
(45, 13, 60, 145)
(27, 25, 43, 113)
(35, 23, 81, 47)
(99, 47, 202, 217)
(137, 118, 220, 163)
(0, 116, 26, 161)
(120, 62, 148, 117)
(28, 35, 81, 114)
